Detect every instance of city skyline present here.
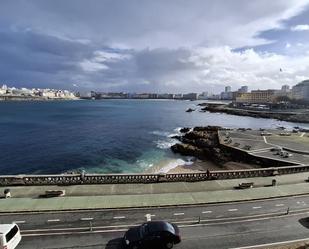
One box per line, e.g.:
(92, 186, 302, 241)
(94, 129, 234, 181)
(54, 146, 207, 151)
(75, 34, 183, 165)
(1, 1, 309, 93)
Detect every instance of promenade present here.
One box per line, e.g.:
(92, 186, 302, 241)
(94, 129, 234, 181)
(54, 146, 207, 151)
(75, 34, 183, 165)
(1, 172, 309, 213)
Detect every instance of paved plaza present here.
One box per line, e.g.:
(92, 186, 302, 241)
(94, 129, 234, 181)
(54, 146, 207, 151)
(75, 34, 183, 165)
(219, 129, 309, 165)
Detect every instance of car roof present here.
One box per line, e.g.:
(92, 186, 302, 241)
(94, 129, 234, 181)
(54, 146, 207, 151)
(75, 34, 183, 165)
(144, 221, 175, 234)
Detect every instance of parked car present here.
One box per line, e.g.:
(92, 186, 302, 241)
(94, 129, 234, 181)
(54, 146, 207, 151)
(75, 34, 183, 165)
(123, 221, 181, 249)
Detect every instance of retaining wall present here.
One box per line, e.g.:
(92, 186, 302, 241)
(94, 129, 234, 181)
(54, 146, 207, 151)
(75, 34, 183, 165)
(0, 165, 309, 186)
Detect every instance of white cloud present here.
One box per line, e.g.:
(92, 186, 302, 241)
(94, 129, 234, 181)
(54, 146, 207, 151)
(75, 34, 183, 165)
(181, 46, 309, 91)
(77, 46, 309, 92)
(80, 50, 131, 72)
(79, 60, 108, 72)
(291, 24, 309, 31)
(92, 51, 131, 62)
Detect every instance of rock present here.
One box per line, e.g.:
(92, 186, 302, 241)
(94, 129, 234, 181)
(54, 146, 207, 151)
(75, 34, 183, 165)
(170, 135, 182, 140)
(193, 126, 221, 132)
(171, 144, 205, 158)
(180, 127, 190, 133)
(195, 138, 214, 148)
(186, 108, 195, 112)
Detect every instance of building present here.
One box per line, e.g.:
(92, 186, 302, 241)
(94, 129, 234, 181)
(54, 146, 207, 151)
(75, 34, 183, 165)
(174, 93, 183, 99)
(292, 80, 309, 101)
(0, 85, 7, 95)
(198, 92, 208, 100)
(238, 86, 248, 93)
(182, 93, 198, 100)
(274, 85, 291, 99)
(220, 91, 233, 100)
(157, 93, 174, 99)
(225, 86, 231, 92)
(281, 85, 290, 92)
(236, 90, 276, 104)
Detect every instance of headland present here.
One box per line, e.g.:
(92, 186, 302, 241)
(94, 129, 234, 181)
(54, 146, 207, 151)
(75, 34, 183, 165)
(170, 126, 309, 173)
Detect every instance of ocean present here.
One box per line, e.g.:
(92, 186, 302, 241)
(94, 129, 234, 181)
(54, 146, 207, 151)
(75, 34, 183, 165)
(0, 99, 308, 175)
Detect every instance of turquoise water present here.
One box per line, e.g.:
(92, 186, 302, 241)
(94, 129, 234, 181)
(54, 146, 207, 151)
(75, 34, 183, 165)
(0, 99, 308, 175)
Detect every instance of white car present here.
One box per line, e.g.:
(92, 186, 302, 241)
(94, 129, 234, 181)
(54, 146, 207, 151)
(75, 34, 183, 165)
(0, 224, 21, 249)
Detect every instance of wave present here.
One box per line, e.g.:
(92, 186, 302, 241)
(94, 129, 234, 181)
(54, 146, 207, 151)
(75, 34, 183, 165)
(150, 130, 171, 137)
(173, 127, 182, 133)
(157, 158, 194, 173)
(155, 139, 178, 149)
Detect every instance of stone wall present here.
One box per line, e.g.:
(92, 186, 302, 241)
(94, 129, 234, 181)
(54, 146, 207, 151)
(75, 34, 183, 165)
(0, 165, 308, 186)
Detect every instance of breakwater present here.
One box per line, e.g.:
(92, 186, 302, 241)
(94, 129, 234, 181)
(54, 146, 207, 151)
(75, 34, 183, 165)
(201, 104, 309, 123)
(1, 164, 309, 186)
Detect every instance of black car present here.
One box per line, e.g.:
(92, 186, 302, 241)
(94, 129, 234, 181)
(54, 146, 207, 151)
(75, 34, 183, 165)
(123, 221, 181, 249)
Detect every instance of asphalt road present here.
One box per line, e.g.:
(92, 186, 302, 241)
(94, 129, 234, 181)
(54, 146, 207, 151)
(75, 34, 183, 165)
(1, 195, 309, 230)
(2, 195, 309, 248)
(17, 213, 309, 249)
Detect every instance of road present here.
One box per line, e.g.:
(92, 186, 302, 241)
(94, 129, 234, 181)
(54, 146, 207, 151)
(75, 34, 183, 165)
(17, 213, 309, 249)
(2, 195, 309, 248)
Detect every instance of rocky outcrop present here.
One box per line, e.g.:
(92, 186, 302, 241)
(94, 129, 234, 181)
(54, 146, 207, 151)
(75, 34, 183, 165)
(171, 126, 232, 164)
(170, 126, 291, 168)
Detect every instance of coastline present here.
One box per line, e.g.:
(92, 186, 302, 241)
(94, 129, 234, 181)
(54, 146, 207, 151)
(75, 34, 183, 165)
(145, 158, 261, 174)
(170, 161, 261, 173)
(201, 104, 309, 123)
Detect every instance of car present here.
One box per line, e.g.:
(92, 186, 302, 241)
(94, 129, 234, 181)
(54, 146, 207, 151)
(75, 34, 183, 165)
(123, 221, 181, 249)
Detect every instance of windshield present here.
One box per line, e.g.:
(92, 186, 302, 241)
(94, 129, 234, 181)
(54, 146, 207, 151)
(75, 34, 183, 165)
(5, 226, 18, 244)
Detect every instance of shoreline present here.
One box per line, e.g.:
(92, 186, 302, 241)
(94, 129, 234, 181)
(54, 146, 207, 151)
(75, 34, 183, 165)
(200, 104, 309, 123)
(167, 160, 261, 173)
(144, 154, 261, 175)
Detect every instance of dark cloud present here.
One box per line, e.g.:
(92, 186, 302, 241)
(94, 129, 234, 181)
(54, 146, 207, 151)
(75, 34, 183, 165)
(0, 0, 309, 92)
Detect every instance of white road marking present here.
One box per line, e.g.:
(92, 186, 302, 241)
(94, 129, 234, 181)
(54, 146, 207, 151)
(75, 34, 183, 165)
(47, 219, 60, 222)
(145, 214, 154, 221)
(113, 216, 126, 219)
(174, 213, 185, 216)
(252, 206, 262, 209)
(202, 211, 213, 214)
(13, 220, 26, 224)
(300, 133, 305, 137)
(80, 217, 94, 221)
(275, 204, 284, 207)
(228, 209, 238, 212)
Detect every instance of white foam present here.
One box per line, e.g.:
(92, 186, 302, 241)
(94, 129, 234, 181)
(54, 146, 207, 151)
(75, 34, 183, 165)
(174, 127, 182, 133)
(168, 133, 179, 138)
(158, 158, 194, 173)
(156, 139, 178, 149)
(151, 130, 171, 137)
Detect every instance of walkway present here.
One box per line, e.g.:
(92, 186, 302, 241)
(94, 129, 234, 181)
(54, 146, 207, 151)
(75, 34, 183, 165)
(1, 172, 309, 212)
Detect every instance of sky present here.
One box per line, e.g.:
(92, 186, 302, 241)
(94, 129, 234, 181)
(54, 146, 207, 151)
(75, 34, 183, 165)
(1, 0, 309, 93)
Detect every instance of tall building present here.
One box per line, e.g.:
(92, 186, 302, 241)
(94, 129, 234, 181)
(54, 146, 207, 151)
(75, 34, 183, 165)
(281, 85, 290, 92)
(238, 86, 248, 93)
(225, 86, 231, 92)
(292, 80, 309, 101)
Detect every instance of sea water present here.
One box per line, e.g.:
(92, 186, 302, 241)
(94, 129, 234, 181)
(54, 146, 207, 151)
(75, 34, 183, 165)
(0, 99, 308, 174)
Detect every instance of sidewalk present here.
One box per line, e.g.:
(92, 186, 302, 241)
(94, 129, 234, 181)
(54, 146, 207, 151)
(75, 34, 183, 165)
(0, 173, 309, 212)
